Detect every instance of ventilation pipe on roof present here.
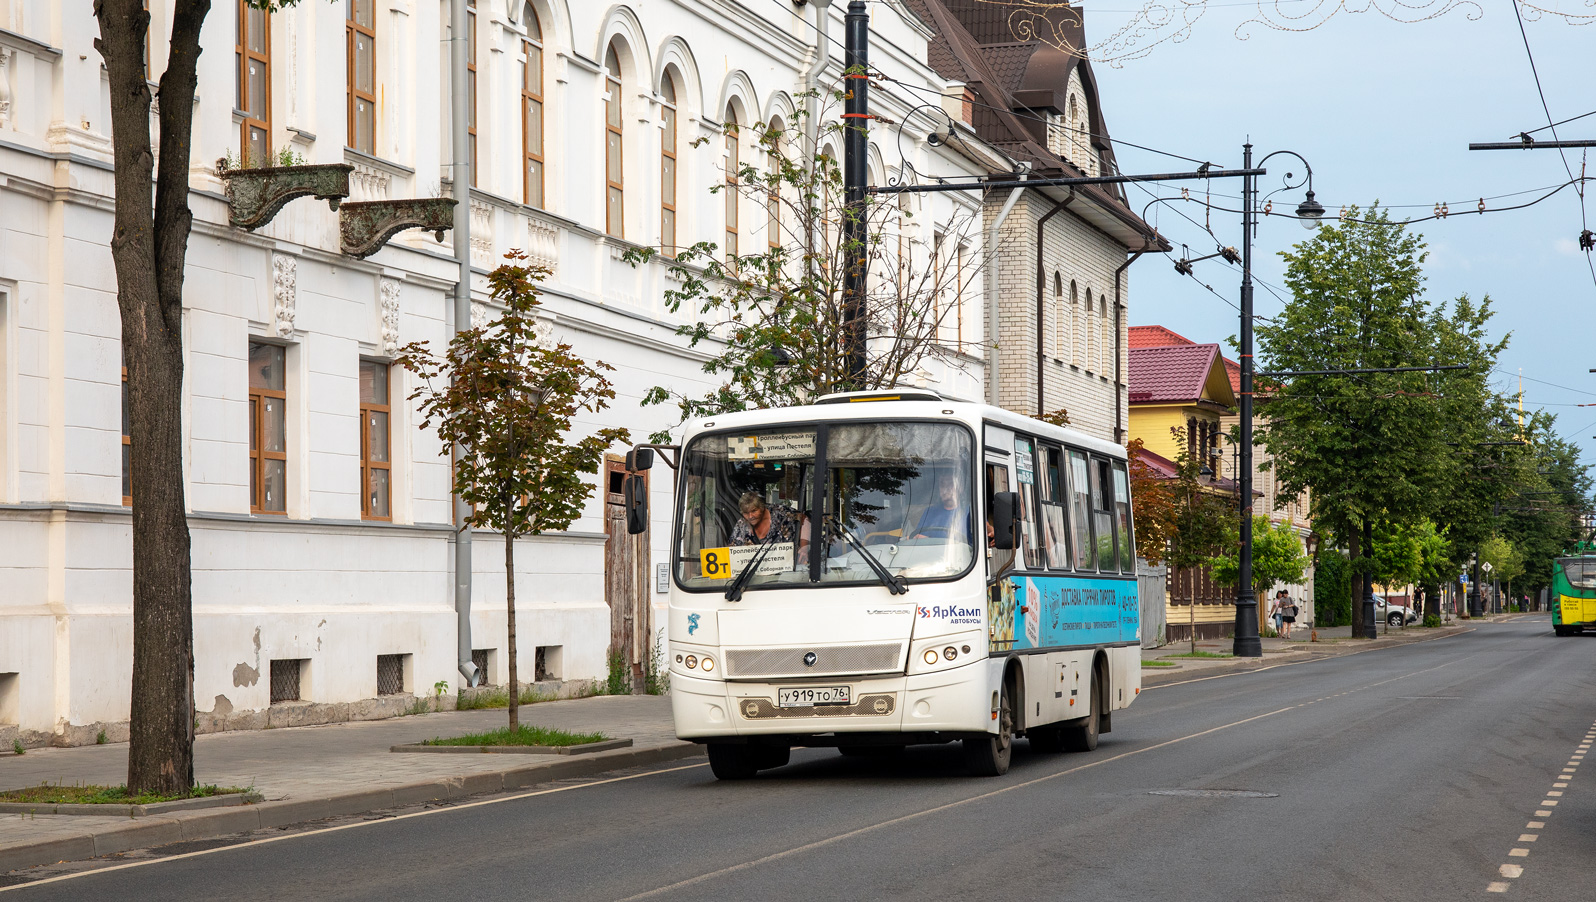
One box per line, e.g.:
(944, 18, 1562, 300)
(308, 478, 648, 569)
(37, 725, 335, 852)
(987, 164, 1029, 405)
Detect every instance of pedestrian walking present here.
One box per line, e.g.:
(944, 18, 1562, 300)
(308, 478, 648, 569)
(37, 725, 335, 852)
(1280, 593, 1298, 639)
(1269, 590, 1285, 636)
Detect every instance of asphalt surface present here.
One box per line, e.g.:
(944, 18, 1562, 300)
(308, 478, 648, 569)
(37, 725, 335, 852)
(4, 618, 1593, 901)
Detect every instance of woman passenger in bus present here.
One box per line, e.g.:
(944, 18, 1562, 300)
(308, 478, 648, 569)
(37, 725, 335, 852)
(731, 492, 805, 558)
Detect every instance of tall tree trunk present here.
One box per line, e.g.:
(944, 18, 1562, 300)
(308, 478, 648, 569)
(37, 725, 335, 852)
(97, 0, 208, 795)
(506, 527, 519, 731)
(1349, 528, 1364, 638)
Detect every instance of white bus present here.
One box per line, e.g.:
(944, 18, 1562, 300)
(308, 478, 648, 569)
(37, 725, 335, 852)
(623, 390, 1142, 779)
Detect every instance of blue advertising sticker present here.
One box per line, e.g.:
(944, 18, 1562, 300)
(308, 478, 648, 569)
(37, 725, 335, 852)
(1007, 573, 1139, 649)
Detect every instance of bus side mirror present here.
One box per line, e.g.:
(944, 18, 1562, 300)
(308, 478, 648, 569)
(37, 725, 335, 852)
(991, 492, 1019, 550)
(625, 447, 654, 472)
(624, 476, 648, 535)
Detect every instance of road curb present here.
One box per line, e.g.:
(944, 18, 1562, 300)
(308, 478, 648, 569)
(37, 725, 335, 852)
(1141, 625, 1474, 689)
(1, 741, 704, 876)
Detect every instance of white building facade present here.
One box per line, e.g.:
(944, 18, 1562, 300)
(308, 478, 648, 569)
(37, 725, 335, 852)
(0, 0, 1017, 744)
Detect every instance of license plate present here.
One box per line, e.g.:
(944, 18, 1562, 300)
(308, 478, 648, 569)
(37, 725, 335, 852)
(778, 686, 851, 707)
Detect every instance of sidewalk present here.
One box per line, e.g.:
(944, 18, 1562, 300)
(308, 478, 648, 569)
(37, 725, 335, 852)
(1, 694, 697, 875)
(1139, 614, 1528, 686)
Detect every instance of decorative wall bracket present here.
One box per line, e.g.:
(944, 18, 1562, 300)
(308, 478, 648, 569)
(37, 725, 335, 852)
(222, 163, 354, 231)
(340, 198, 458, 259)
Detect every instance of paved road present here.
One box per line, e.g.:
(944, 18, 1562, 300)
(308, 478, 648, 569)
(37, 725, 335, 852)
(4, 619, 1593, 901)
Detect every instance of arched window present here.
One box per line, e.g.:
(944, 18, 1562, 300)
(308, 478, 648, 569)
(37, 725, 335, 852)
(1100, 296, 1110, 375)
(236, 0, 271, 166)
(1052, 273, 1063, 358)
(1067, 95, 1078, 166)
(724, 106, 740, 264)
(521, 4, 544, 207)
(604, 44, 623, 237)
(1075, 96, 1089, 169)
(1084, 288, 1094, 372)
(660, 75, 678, 254)
(1070, 280, 1081, 367)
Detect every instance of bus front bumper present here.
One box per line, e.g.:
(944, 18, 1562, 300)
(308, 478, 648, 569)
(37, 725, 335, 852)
(671, 662, 992, 741)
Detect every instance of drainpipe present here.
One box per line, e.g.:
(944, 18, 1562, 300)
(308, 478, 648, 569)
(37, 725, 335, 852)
(1113, 241, 1155, 444)
(1035, 191, 1074, 417)
(803, 0, 833, 170)
(450, 0, 479, 687)
(986, 166, 1028, 406)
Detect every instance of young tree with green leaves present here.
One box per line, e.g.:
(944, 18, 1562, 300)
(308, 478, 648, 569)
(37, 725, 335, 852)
(399, 255, 629, 730)
(1211, 515, 1310, 604)
(624, 98, 983, 440)
(1159, 430, 1234, 650)
(1257, 206, 1503, 637)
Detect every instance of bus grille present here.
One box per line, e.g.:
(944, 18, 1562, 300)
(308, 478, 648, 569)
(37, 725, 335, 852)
(737, 694, 898, 719)
(724, 643, 904, 678)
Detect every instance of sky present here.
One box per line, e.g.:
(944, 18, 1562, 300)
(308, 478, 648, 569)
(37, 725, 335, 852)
(1081, 1, 1596, 468)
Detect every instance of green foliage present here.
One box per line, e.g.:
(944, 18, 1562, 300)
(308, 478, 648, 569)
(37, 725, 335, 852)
(11, 739, 23, 756)
(604, 650, 631, 696)
(1423, 613, 1441, 628)
(1211, 515, 1310, 598)
(1479, 535, 1525, 586)
(643, 630, 670, 696)
(621, 95, 981, 441)
(95, 729, 108, 745)
(1165, 429, 1233, 572)
(1371, 518, 1451, 588)
(0, 783, 245, 805)
(398, 254, 629, 542)
(1314, 549, 1353, 627)
(456, 684, 555, 711)
(421, 725, 608, 748)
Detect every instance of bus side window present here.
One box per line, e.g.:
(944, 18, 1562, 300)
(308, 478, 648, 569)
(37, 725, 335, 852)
(1112, 459, 1134, 574)
(1093, 457, 1117, 572)
(986, 461, 1014, 577)
(1041, 445, 1070, 569)
(1013, 436, 1044, 570)
(1067, 449, 1095, 571)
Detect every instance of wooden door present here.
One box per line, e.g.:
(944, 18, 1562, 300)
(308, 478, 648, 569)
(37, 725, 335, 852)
(603, 455, 651, 691)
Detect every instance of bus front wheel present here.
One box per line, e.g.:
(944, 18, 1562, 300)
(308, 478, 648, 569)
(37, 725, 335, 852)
(707, 743, 760, 780)
(964, 687, 1014, 777)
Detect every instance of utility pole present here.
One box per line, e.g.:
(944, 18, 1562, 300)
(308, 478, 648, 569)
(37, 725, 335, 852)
(841, 1, 869, 388)
(450, 0, 478, 687)
(1233, 142, 1262, 658)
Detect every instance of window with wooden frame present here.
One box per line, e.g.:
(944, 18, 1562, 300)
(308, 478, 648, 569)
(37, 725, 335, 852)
(359, 360, 391, 520)
(767, 117, 784, 254)
(1084, 288, 1095, 372)
(121, 364, 131, 506)
(1051, 272, 1064, 359)
(955, 241, 969, 346)
(723, 108, 739, 264)
(466, 0, 478, 186)
(248, 342, 287, 514)
(659, 75, 677, 255)
(1070, 280, 1081, 367)
(930, 230, 945, 343)
(346, 0, 376, 154)
(521, 4, 544, 207)
(236, 0, 270, 166)
(603, 44, 624, 237)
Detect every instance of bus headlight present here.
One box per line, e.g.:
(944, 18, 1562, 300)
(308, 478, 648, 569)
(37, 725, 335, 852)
(700, 656, 715, 673)
(685, 654, 698, 669)
(943, 646, 958, 661)
(923, 648, 940, 665)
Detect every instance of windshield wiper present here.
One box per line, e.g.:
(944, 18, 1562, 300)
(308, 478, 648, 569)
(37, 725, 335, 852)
(828, 516, 908, 595)
(724, 537, 781, 602)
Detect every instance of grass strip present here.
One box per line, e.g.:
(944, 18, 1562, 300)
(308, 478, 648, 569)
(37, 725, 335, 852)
(1141, 660, 1178, 668)
(0, 783, 247, 806)
(421, 724, 609, 747)
(455, 685, 558, 711)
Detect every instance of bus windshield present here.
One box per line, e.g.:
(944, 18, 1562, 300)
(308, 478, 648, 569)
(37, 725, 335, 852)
(1559, 558, 1596, 591)
(675, 421, 975, 593)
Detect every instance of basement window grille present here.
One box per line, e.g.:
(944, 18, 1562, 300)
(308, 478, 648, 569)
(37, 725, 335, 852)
(270, 659, 303, 704)
(377, 654, 407, 696)
(472, 649, 492, 686)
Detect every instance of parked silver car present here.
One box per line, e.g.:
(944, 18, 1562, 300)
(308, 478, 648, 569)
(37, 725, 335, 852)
(1372, 594, 1419, 627)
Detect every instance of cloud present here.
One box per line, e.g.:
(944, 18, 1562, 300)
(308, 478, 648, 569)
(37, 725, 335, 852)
(1553, 238, 1581, 256)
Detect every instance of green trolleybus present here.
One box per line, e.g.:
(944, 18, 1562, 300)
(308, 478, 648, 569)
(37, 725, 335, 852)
(1553, 540, 1596, 636)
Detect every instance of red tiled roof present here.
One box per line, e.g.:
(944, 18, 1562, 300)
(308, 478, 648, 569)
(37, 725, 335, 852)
(1131, 325, 1242, 393)
(1128, 344, 1223, 404)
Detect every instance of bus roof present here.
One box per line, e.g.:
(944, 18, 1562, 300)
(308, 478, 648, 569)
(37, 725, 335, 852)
(680, 398, 1127, 460)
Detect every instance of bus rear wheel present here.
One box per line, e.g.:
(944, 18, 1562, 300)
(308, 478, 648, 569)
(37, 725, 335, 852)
(1062, 675, 1101, 753)
(963, 687, 1014, 776)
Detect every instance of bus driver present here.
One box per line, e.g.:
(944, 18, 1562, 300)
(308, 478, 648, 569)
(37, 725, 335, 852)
(913, 470, 975, 545)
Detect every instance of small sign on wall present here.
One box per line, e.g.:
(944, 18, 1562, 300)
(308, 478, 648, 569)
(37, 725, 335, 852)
(656, 563, 669, 594)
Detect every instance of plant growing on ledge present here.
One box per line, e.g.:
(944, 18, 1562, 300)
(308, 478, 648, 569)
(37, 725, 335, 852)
(398, 253, 628, 731)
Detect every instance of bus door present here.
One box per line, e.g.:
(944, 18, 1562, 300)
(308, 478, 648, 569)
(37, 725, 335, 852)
(984, 424, 1017, 652)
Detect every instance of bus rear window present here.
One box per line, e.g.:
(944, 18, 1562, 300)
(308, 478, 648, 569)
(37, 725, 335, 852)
(1561, 559, 1596, 590)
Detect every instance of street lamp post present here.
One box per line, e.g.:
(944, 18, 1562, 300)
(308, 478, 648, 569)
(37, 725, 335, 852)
(1235, 143, 1322, 658)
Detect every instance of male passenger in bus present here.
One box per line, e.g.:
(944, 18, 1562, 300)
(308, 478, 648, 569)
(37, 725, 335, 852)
(913, 470, 975, 545)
